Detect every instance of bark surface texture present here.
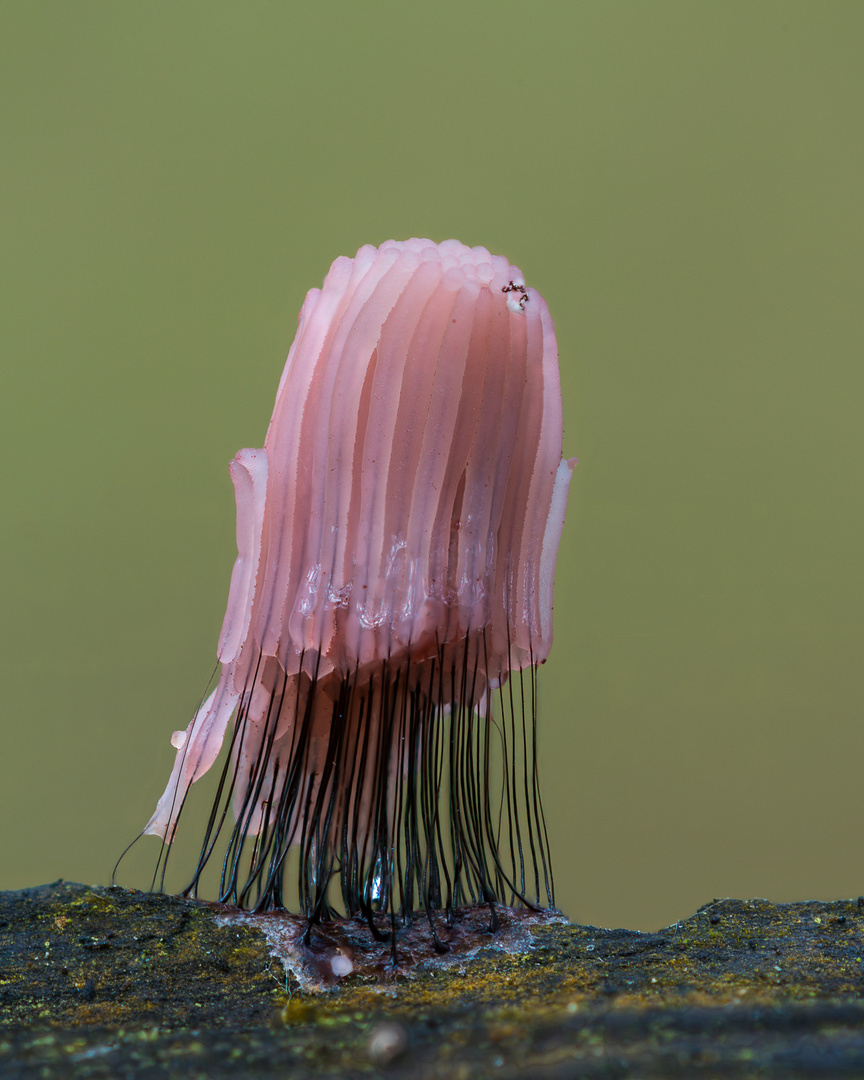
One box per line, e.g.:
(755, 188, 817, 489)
(1, 881, 863, 1078)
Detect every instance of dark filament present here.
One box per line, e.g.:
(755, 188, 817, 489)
(147, 628, 554, 946)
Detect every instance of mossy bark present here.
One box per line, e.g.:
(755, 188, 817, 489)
(2, 881, 863, 1077)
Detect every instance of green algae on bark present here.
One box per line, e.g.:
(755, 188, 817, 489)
(2, 882, 864, 1078)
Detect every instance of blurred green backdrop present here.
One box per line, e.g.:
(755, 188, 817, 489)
(2, 1, 862, 931)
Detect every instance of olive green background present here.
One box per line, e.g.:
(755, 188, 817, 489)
(2, 2, 862, 931)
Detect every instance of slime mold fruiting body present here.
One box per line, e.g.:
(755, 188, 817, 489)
(145, 239, 574, 940)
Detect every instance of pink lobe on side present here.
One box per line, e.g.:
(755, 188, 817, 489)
(218, 448, 268, 664)
(144, 680, 240, 839)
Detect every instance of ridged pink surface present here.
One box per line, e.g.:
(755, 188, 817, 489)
(146, 239, 574, 841)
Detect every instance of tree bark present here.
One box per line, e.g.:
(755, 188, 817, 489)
(1, 881, 863, 1077)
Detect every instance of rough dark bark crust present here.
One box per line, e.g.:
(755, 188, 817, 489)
(2, 881, 863, 1077)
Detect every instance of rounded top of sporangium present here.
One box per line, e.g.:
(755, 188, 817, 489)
(216, 238, 574, 685)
